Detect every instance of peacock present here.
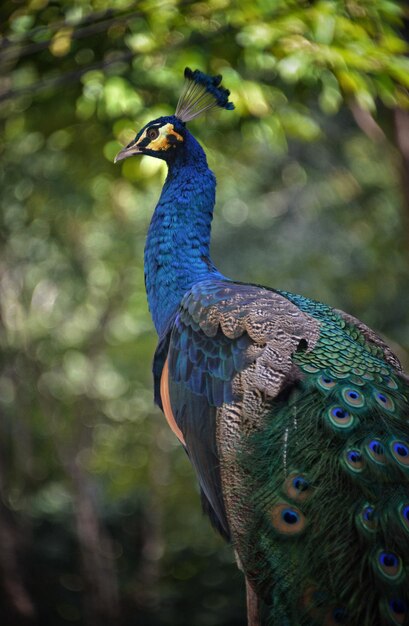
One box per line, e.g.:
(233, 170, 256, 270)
(115, 68, 409, 626)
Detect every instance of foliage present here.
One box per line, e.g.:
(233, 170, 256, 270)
(0, 1, 408, 625)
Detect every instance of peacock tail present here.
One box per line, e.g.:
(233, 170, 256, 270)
(115, 68, 409, 626)
(230, 292, 409, 626)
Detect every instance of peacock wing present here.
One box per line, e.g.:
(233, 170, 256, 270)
(156, 278, 320, 546)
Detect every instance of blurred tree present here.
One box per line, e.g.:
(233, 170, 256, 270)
(0, 1, 408, 625)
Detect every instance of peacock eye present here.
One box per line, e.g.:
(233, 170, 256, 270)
(147, 127, 160, 140)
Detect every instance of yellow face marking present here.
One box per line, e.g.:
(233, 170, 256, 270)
(137, 123, 184, 152)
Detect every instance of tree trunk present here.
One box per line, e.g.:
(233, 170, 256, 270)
(68, 459, 119, 626)
(134, 421, 168, 610)
(0, 438, 36, 625)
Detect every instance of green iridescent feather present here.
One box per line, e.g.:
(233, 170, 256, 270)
(236, 300, 409, 626)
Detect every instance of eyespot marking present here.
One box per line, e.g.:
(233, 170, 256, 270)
(317, 375, 336, 391)
(327, 406, 355, 430)
(373, 389, 395, 411)
(390, 440, 409, 467)
(341, 387, 365, 407)
(389, 597, 407, 623)
(367, 439, 386, 465)
(356, 502, 378, 533)
(344, 448, 364, 473)
(375, 550, 403, 581)
(398, 503, 409, 531)
(271, 502, 306, 535)
(284, 472, 311, 502)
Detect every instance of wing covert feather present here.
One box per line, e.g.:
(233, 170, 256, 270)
(157, 279, 321, 539)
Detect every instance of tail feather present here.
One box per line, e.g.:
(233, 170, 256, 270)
(237, 363, 409, 625)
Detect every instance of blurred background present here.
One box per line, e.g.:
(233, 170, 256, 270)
(1, 1, 409, 625)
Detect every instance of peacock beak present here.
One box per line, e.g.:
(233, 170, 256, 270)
(114, 140, 142, 163)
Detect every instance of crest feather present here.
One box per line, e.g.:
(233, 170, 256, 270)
(175, 67, 234, 123)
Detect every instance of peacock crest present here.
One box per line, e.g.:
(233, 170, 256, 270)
(175, 67, 234, 121)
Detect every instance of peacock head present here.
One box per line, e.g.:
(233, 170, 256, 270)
(115, 68, 234, 164)
(114, 115, 186, 163)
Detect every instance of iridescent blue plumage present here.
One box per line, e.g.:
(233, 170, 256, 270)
(144, 129, 225, 337)
(115, 68, 409, 626)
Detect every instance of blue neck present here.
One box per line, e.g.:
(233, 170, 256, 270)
(144, 132, 224, 337)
